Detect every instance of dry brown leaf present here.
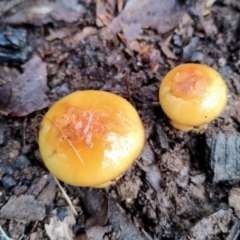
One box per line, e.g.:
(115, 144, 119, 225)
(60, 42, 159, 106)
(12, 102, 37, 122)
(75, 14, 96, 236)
(0, 195, 45, 223)
(96, 0, 114, 26)
(96, 0, 109, 27)
(4, 0, 86, 26)
(160, 42, 178, 60)
(0, 55, 50, 116)
(129, 40, 141, 53)
(117, 0, 125, 13)
(139, 45, 150, 56)
(108, 0, 183, 42)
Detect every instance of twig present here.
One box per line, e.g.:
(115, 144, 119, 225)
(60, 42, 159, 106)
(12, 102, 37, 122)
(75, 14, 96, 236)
(54, 176, 78, 216)
(22, 117, 27, 146)
(123, 70, 133, 104)
(0, 226, 14, 240)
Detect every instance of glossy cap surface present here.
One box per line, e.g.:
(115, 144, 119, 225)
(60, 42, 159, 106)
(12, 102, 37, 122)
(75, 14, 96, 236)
(39, 90, 145, 187)
(159, 64, 227, 131)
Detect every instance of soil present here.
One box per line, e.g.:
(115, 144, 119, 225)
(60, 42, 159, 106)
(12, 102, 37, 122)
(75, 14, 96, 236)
(0, 0, 240, 240)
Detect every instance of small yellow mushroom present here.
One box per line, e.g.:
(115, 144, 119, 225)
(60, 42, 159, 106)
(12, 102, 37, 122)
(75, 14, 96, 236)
(159, 63, 228, 131)
(38, 90, 145, 188)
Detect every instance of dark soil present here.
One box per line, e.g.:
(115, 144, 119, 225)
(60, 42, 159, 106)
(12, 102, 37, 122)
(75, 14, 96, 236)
(0, 1, 240, 240)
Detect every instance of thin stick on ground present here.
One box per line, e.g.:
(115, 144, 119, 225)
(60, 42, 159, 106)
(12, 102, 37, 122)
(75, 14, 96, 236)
(0, 226, 14, 240)
(54, 176, 78, 216)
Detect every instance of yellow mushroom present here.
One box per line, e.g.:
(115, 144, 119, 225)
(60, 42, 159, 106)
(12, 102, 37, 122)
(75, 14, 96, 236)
(38, 90, 145, 188)
(159, 63, 228, 131)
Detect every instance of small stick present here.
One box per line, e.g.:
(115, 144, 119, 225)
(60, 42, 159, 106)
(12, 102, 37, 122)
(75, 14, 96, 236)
(54, 176, 78, 216)
(123, 70, 133, 104)
(0, 226, 14, 240)
(22, 117, 27, 146)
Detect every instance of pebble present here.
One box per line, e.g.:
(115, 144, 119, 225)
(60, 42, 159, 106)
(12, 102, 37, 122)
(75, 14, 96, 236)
(190, 51, 203, 62)
(173, 34, 183, 47)
(21, 144, 33, 155)
(2, 175, 17, 189)
(0, 161, 14, 179)
(190, 173, 206, 185)
(51, 82, 70, 99)
(57, 207, 69, 221)
(218, 65, 233, 78)
(183, 36, 199, 61)
(172, 47, 182, 55)
(218, 57, 227, 67)
(8, 149, 20, 160)
(15, 155, 31, 170)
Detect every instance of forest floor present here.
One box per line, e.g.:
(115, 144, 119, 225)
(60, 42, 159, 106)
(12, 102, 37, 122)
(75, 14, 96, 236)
(0, 0, 240, 239)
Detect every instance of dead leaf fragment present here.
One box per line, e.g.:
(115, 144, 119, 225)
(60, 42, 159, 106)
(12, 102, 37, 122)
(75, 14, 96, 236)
(108, 0, 183, 41)
(160, 42, 178, 60)
(0, 195, 45, 223)
(0, 55, 50, 116)
(4, 0, 86, 26)
(45, 207, 76, 240)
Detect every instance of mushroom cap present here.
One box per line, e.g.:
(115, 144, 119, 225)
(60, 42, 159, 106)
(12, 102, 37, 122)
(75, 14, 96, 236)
(38, 90, 145, 187)
(159, 64, 227, 129)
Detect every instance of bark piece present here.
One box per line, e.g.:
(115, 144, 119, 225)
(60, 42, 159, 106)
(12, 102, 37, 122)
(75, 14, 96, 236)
(206, 133, 240, 183)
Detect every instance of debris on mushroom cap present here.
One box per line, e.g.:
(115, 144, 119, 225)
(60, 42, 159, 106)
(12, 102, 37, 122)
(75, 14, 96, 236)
(159, 63, 228, 131)
(38, 90, 145, 188)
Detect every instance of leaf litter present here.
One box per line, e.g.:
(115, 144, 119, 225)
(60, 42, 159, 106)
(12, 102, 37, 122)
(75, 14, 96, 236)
(0, 0, 240, 239)
(0, 55, 50, 116)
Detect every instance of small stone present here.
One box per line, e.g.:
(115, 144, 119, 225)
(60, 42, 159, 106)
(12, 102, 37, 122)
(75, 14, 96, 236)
(228, 188, 240, 218)
(183, 36, 199, 61)
(218, 65, 233, 79)
(218, 58, 227, 67)
(0, 161, 14, 179)
(15, 155, 31, 170)
(57, 207, 69, 221)
(8, 149, 20, 160)
(21, 144, 33, 154)
(172, 47, 182, 55)
(51, 82, 70, 99)
(190, 173, 206, 185)
(191, 51, 203, 62)
(173, 34, 182, 47)
(2, 175, 17, 189)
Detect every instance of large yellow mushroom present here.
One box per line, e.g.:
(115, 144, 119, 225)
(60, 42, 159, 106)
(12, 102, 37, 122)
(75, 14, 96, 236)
(159, 63, 228, 131)
(38, 90, 145, 188)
